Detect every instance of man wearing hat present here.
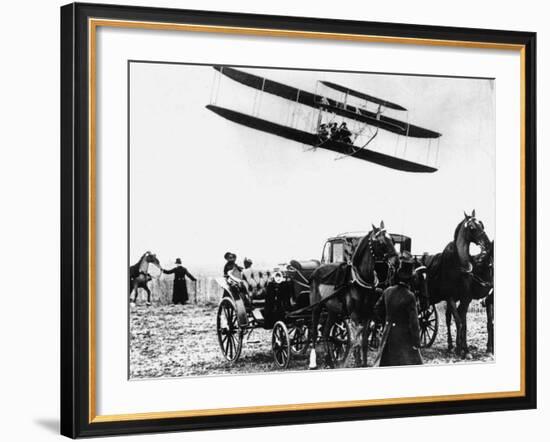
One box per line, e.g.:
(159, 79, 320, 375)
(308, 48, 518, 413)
(223, 252, 242, 277)
(373, 251, 423, 367)
(162, 258, 196, 305)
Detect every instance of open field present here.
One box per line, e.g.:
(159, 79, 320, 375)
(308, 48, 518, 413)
(129, 302, 494, 379)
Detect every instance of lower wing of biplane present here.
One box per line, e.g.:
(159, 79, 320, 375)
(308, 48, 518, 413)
(206, 105, 437, 173)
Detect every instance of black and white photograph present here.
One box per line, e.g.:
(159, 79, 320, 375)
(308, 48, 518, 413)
(128, 62, 495, 379)
(0, 0, 542, 439)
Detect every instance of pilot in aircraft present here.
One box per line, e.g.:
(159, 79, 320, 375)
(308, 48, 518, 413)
(318, 123, 329, 141)
(329, 122, 338, 139)
(337, 122, 352, 144)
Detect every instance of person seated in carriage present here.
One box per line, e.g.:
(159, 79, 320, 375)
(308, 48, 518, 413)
(223, 252, 242, 276)
(223, 252, 244, 289)
(223, 253, 274, 320)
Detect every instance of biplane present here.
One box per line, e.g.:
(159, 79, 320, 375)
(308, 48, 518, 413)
(206, 66, 441, 173)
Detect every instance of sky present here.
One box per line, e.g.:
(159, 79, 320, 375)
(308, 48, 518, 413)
(129, 62, 495, 273)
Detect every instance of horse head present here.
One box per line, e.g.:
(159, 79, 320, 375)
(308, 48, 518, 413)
(454, 210, 490, 272)
(462, 210, 490, 246)
(369, 220, 399, 267)
(138, 251, 161, 274)
(352, 221, 398, 283)
(147, 253, 161, 271)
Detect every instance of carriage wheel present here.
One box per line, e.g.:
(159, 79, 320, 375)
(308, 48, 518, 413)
(272, 321, 291, 369)
(289, 323, 310, 356)
(367, 320, 384, 350)
(326, 319, 351, 367)
(418, 304, 439, 348)
(217, 297, 244, 363)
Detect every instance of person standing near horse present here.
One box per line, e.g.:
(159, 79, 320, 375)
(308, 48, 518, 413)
(162, 258, 196, 305)
(464, 239, 494, 353)
(373, 252, 423, 367)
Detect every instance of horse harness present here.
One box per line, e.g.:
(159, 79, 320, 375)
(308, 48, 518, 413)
(351, 234, 397, 290)
(351, 265, 378, 289)
(289, 266, 311, 291)
(459, 265, 493, 290)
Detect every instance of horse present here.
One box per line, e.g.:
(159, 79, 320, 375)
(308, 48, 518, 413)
(422, 210, 491, 358)
(445, 240, 494, 353)
(129, 251, 161, 305)
(308, 221, 398, 369)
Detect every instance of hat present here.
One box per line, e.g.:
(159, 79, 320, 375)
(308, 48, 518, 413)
(175, 258, 182, 265)
(396, 251, 415, 282)
(224, 252, 236, 260)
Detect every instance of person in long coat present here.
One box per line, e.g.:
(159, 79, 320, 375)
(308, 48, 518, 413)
(162, 258, 196, 305)
(373, 253, 423, 367)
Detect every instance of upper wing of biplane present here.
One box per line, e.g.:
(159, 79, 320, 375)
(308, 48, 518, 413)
(320, 81, 407, 111)
(213, 66, 441, 139)
(206, 105, 437, 173)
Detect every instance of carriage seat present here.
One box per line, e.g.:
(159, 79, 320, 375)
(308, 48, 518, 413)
(241, 268, 272, 307)
(289, 259, 320, 279)
(288, 260, 321, 308)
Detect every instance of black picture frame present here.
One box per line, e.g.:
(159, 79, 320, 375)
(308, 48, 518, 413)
(61, 2, 537, 438)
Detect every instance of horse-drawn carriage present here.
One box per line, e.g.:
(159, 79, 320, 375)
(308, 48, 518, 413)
(215, 229, 439, 369)
(216, 261, 351, 368)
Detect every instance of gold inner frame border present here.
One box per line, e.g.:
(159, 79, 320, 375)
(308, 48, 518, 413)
(87, 17, 527, 424)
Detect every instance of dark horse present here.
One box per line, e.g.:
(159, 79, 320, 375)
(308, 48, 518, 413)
(445, 240, 494, 353)
(129, 251, 161, 305)
(308, 222, 398, 369)
(422, 210, 491, 358)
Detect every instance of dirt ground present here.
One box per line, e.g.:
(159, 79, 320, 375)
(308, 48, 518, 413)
(129, 302, 494, 379)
